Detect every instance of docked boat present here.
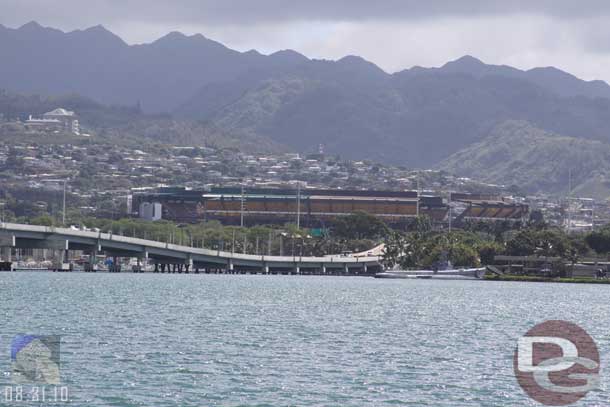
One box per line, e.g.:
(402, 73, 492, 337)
(374, 267, 487, 280)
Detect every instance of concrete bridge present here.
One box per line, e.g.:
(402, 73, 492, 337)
(0, 223, 382, 274)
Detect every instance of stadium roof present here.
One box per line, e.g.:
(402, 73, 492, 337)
(43, 108, 75, 117)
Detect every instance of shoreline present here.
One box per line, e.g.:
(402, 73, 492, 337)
(484, 274, 610, 285)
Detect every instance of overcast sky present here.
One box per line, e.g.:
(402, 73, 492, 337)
(2, 0, 610, 81)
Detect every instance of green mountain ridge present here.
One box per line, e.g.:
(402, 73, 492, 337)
(4, 23, 610, 168)
(5, 23, 610, 191)
(0, 89, 285, 153)
(438, 120, 610, 198)
(190, 67, 610, 166)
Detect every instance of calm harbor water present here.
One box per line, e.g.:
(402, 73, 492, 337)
(1, 273, 608, 406)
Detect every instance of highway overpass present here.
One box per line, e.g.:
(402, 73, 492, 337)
(0, 223, 382, 274)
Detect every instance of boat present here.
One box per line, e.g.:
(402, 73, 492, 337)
(374, 267, 487, 280)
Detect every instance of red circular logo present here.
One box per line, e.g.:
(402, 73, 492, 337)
(513, 320, 600, 406)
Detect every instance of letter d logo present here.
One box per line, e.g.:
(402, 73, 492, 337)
(513, 320, 600, 406)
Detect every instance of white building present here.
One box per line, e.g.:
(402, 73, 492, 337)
(26, 108, 80, 135)
(139, 202, 162, 221)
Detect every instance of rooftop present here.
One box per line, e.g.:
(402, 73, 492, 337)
(43, 108, 75, 117)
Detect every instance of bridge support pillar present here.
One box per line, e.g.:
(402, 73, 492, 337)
(84, 250, 94, 272)
(228, 259, 234, 273)
(363, 263, 368, 274)
(186, 256, 193, 274)
(112, 256, 120, 273)
(321, 265, 326, 274)
(2, 247, 12, 262)
(139, 250, 148, 273)
(263, 264, 269, 274)
(344, 263, 349, 274)
(133, 257, 142, 273)
(154, 263, 159, 273)
(294, 266, 300, 275)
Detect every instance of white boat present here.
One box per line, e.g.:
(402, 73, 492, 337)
(374, 267, 487, 280)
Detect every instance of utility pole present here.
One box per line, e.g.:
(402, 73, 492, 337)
(416, 173, 420, 217)
(268, 231, 272, 256)
(296, 182, 301, 230)
(62, 179, 67, 226)
(567, 168, 572, 233)
(447, 191, 453, 233)
(240, 185, 245, 227)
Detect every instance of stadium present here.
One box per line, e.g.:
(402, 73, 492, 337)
(131, 187, 528, 228)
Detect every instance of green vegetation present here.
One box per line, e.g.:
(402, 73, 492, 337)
(585, 226, 610, 256)
(24, 213, 389, 257)
(485, 275, 610, 285)
(383, 215, 606, 272)
(383, 226, 489, 270)
(0, 89, 282, 154)
(14, 206, 610, 275)
(331, 211, 389, 240)
(439, 120, 610, 198)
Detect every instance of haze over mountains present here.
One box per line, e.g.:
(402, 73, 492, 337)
(3, 22, 610, 195)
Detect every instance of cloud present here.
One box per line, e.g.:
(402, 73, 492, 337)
(2, 0, 610, 27)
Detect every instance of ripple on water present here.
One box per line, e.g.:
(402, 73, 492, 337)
(0, 273, 608, 406)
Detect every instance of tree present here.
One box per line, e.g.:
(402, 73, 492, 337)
(31, 214, 55, 226)
(421, 232, 483, 268)
(447, 243, 480, 268)
(409, 215, 432, 236)
(331, 211, 388, 240)
(382, 231, 407, 269)
(506, 228, 572, 258)
(399, 234, 430, 269)
(4, 147, 24, 170)
(585, 227, 610, 256)
(528, 209, 545, 226)
(383, 228, 490, 270)
(477, 241, 504, 265)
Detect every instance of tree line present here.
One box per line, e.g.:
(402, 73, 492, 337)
(23, 210, 610, 266)
(383, 216, 610, 270)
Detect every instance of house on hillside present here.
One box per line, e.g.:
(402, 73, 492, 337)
(25, 108, 80, 135)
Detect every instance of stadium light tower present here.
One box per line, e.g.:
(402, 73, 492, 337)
(240, 185, 245, 227)
(62, 179, 67, 226)
(296, 182, 301, 230)
(416, 172, 420, 217)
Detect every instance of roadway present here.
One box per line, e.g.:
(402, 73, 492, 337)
(0, 223, 382, 274)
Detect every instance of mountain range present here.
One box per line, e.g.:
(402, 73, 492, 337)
(439, 121, 610, 199)
(3, 22, 610, 195)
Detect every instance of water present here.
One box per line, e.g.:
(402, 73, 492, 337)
(1, 273, 608, 406)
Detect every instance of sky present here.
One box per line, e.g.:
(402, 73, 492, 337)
(2, 0, 610, 81)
